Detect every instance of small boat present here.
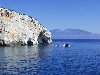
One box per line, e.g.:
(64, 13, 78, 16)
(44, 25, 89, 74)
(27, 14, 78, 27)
(63, 44, 70, 47)
(54, 44, 59, 47)
(54, 43, 70, 47)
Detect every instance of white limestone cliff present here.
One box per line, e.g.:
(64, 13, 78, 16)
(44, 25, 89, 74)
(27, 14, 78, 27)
(0, 7, 52, 46)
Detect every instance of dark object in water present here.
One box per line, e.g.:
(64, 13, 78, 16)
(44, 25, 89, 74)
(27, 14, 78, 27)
(63, 44, 70, 47)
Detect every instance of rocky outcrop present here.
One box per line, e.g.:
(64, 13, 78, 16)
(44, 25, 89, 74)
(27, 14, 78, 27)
(0, 7, 52, 46)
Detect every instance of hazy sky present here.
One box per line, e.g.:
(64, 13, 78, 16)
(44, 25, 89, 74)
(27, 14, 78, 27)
(0, 0, 100, 34)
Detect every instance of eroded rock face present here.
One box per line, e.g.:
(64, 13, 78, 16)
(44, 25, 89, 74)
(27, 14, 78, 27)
(0, 7, 52, 46)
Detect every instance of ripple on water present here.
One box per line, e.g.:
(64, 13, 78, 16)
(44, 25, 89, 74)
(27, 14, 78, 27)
(0, 40, 100, 75)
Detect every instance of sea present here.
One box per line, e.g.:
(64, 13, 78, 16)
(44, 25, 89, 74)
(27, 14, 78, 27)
(0, 39, 100, 75)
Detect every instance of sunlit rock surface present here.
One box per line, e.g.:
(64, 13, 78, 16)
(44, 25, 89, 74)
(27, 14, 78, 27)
(0, 7, 52, 46)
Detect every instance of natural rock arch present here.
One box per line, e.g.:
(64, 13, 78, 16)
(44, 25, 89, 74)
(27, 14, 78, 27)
(0, 7, 52, 46)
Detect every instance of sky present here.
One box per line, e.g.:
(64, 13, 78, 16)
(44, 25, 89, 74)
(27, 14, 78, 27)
(0, 0, 100, 34)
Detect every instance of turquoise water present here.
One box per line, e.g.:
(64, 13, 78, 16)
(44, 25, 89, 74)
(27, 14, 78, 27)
(0, 39, 100, 75)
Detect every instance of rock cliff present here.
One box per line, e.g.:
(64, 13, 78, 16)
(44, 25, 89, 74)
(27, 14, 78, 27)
(0, 7, 52, 46)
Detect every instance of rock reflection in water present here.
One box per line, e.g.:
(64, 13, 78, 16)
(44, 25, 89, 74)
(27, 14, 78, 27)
(0, 44, 49, 75)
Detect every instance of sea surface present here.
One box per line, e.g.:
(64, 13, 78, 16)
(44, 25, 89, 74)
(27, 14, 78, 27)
(0, 39, 100, 75)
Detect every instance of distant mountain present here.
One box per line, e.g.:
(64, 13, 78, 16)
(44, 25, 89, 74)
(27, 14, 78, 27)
(50, 29, 100, 39)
